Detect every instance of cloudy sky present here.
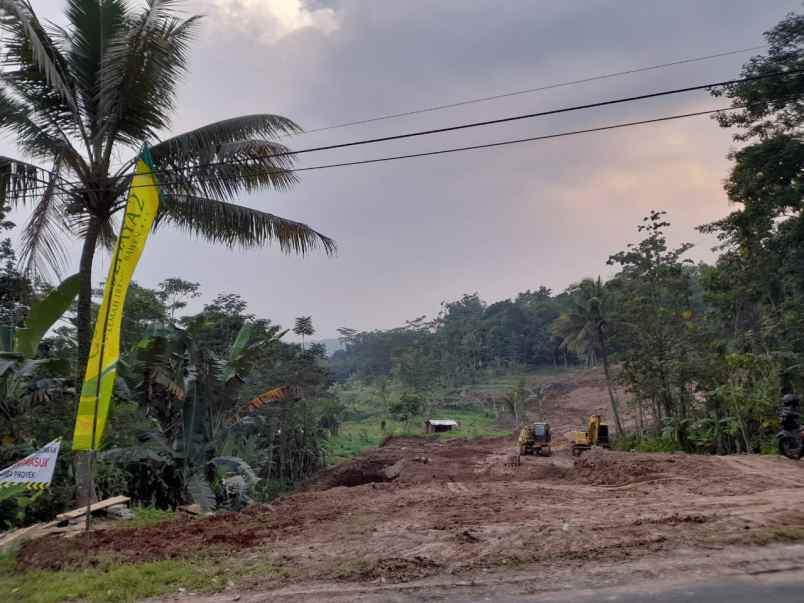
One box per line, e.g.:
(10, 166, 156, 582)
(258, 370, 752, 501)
(10, 0, 803, 338)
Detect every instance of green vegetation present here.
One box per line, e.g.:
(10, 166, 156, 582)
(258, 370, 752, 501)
(0, 279, 338, 526)
(0, 547, 258, 603)
(124, 506, 177, 529)
(326, 407, 510, 464)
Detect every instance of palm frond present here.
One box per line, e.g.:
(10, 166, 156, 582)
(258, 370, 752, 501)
(0, 156, 53, 207)
(64, 0, 129, 137)
(0, 86, 90, 181)
(186, 472, 216, 512)
(97, 2, 201, 146)
(150, 115, 301, 163)
(157, 193, 336, 255)
(18, 154, 72, 279)
(148, 118, 302, 201)
(97, 213, 118, 251)
(0, 0, 78, 113)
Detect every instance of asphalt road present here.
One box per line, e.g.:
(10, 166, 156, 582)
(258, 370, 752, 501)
(444, 574, 804, 603)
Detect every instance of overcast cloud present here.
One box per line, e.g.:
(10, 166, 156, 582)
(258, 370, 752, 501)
(9, 0, 803, 338)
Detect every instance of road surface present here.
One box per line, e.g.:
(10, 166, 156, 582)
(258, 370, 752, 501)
(447, 573, 804, 603)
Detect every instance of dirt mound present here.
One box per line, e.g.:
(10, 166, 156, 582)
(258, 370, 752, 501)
(16, 492, 345, 571)
(18, 512, 260, 570)
(315, 458, 403, 488)
(16, 434, 804, 583)
(571, 449, 786, 495)
(312, 436, 516, 491)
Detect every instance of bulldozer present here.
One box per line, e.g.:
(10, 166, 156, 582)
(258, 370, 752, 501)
(570, 415, 610, 456)
(518, 422, 552, 456)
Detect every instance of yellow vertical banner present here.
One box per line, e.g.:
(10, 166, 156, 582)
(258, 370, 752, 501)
(73, 150, 160, 450)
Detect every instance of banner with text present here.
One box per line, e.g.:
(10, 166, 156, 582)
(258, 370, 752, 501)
(73, 150, 160, 450)
(0, 439, 61, 490)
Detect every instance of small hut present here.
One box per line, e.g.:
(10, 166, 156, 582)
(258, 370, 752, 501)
(425, 419, 458, 433)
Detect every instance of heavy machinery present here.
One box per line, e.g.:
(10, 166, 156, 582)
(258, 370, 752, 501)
(570, 415, 610, 457)
(518, 422, 552, 456)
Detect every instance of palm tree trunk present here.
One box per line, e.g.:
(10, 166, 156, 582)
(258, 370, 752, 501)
(77, 216, 101, 378)
(599, 335, 625, 436)
(75, 215, 100, 507)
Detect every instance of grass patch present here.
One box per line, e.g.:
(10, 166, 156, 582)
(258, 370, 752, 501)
(0, 548, 230, 603)
(325, 407, 510, 464)
(122, 505, 177, 529)
(0, 545, 278, 603)
(326, 369, 585, 465)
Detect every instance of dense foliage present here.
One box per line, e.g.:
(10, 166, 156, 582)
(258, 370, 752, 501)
(0, 265, 339, 526)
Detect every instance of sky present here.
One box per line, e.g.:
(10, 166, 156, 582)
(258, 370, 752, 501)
(6, 0, 803, 338)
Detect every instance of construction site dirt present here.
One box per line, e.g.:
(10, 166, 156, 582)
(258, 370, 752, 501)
(16, 371, 804, 601)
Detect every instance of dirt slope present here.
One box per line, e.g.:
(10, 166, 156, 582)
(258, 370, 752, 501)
(16, 371, 804, 599)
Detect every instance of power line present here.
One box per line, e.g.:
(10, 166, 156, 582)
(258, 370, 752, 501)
(265, 69, 804, 161)
(104, 66, 804, 184)
(291, 45, 767, 136)
(22, 65, 792, 194)
(7, 68, 804, 196)
(9, 101, 760, 198)
(285, 107, 739, 171)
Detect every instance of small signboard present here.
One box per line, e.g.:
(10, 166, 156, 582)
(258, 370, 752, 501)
(0, 439, 61, 490)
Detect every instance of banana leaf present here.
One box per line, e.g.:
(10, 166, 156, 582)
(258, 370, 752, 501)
(210, 456, 259, 486)
(15, 273, 80, 358)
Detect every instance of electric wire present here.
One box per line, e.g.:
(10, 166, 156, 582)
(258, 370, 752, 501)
(289, 45, 768, 136)
(2, 101, 775, 199)
(6, 68, 804, 198)
(113, 66, 804, 182)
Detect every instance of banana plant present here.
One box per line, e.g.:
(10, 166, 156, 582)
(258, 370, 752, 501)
(0, 275, 79, 440)
(13, 274, 80, 358)
(107, 322, 264, 511)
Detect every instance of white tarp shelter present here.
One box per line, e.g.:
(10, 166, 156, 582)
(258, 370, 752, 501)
(425, 419, 459, 433)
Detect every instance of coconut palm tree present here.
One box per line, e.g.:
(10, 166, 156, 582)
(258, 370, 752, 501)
(293, 315, 314, 351)
(552, 278, 624, 435)
(0, 0, 336, 382)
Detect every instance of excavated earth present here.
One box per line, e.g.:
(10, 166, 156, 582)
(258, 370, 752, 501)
(16, 371, 804, 598)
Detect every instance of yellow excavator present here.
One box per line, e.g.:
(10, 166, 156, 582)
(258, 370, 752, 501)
(570, 415, 610, 456)
(518, 422, 552, 456)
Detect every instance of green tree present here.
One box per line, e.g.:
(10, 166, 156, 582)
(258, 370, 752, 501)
(120, 282, 166, 349)
(607, 211, 695, 440)
(0, 0, 335, 385)
(703, 11, 804, 378)
(501, 377, 527, 426)
(157, 277, 200, 319)
(552, 277, 624, 435)
(293, 316, 314, 351)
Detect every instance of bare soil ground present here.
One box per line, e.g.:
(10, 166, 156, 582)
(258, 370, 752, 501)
(17, 370, 804, 601)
